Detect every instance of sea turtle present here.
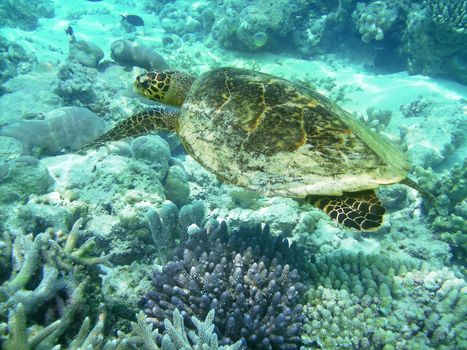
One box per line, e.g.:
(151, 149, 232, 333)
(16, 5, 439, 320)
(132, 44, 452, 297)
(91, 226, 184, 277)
(82, 67, 426, 231)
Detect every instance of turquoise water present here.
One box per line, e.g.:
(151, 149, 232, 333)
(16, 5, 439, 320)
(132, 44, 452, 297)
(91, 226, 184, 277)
(0, 0, 465, 349)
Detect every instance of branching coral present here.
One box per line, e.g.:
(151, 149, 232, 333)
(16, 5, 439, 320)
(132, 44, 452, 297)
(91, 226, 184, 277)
(427, 0, 466, 33)
(130, 309, 241, 350)
(0, 219, 114, 347)
(143, 222, 306, 349)
(0, 303, 130, 350)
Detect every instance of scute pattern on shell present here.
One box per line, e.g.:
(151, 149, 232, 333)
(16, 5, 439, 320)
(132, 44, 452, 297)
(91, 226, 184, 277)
(178, 68, 408, 197)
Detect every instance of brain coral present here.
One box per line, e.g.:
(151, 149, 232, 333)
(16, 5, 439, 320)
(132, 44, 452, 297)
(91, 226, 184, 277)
(143, 221, 306, 349)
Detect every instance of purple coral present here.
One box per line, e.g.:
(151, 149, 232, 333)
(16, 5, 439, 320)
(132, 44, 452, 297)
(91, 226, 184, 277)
(143, 222, 306, 349)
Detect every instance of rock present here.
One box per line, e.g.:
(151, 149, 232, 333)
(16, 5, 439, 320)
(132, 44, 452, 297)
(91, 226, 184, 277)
(0, 107, 107, 156)
(0, 136, 24, 161)
(110, 40, 168, 70)
(131, 135, 171, 181)
(69, 40, 104, 68)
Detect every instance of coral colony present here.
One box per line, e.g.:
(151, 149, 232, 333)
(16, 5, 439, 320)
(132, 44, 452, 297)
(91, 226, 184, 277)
(0, 0, 465, 349)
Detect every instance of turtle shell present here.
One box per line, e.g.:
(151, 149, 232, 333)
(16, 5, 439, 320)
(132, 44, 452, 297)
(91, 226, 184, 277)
(178, 67, 409, 197)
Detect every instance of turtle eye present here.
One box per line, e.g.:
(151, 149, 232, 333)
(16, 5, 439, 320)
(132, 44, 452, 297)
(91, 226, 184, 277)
(141, 80, 151, 89)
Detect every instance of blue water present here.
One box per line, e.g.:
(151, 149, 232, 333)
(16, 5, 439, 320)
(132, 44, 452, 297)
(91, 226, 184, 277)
(0, 0, 465, 349)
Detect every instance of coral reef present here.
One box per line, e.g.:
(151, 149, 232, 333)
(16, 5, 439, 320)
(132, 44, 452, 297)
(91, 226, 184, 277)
(399, 96, 433, 118)
(145, 199, 206, 262)
(428, 0, 466, 33)
(302, 252, 466, 349)
(211, 0, 307, 50)
(53, 63, 137, 118)
(0, 107, 107, 156)
(357, 107, 392, 133)
(143, 222, 306, 349)
(55, 63, 100, 110)
(0, 36, 37, 84)
(0, 0, 54, 31)
(110, 40, 168, 71)
(129, 308, 242, 350)
(292, 0, 353, 56)
(414, 162, 467, 267)
(402, 0, 467, 83)
(159, 3, 205, 40)
(352, 1, 400, 43)
(147, 308, 242, 350)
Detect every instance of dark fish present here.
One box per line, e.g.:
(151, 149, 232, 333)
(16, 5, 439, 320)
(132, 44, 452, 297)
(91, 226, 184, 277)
(64, 26, 74, 36)
(87, 0, 103, 2)
(121, 14, 144, 26)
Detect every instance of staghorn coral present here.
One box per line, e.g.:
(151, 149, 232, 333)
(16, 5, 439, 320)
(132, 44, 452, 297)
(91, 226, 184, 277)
(0, 303, 130, 350)
(0, 219, 119, 348)
(143, 221, 306, 349)
(302, 252, 466, 349)
(129, 308, 242, 350)
(0, 219, 113, 318)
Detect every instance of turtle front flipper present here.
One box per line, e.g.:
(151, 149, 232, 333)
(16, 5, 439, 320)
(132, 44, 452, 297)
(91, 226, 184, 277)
(312, 189, 386, 231)
(78, 106, 179, 152)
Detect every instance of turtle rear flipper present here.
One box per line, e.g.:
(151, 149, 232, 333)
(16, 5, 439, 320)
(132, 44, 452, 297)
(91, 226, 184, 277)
(313, 189, 386, 231)
(78, 106, 179, 153)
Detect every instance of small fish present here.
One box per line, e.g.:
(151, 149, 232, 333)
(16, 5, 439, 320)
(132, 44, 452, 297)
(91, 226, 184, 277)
(87, 0, 103, 2)
(64, 26, 74, 36)
(121, 14, 144, 27)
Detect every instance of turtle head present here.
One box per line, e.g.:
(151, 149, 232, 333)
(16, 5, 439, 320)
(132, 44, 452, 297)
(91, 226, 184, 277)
(134, 71, 196, 107)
